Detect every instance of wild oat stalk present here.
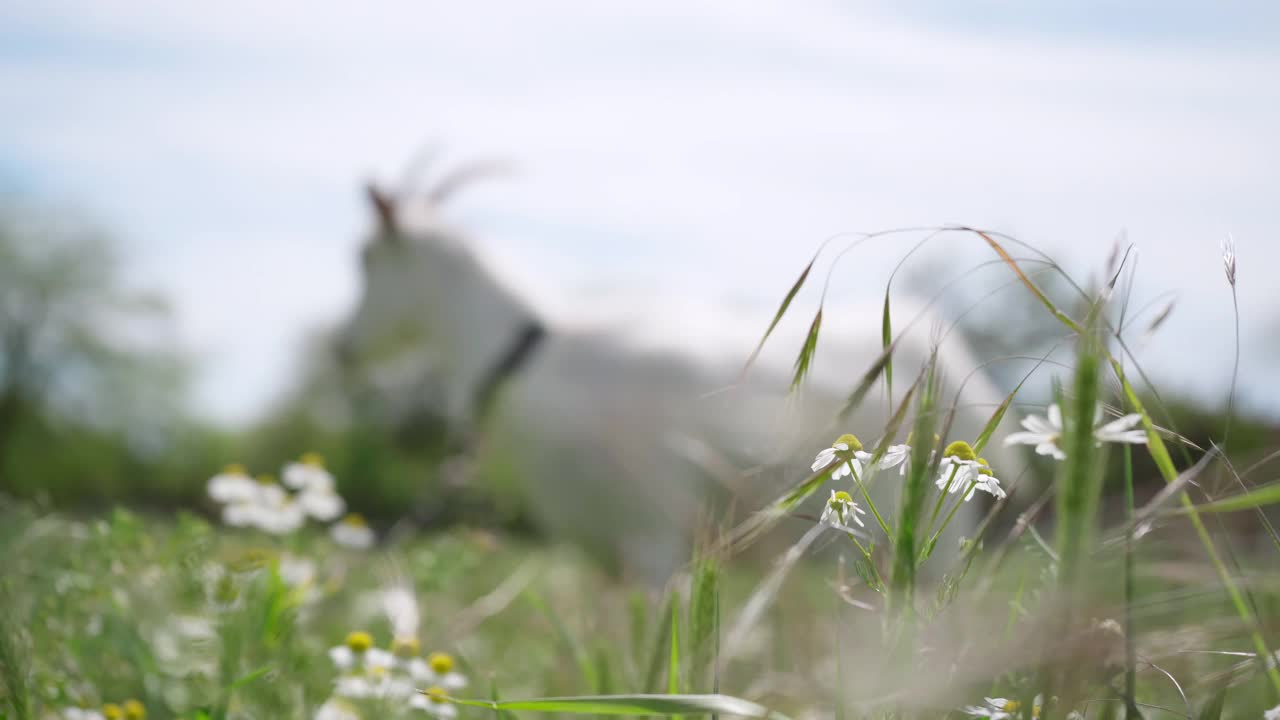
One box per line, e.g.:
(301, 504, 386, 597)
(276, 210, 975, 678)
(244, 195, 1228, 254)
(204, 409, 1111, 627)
(889, 357, 938, 627)
(688, 554, 720, 696)
(1056, 308, 1103, 610)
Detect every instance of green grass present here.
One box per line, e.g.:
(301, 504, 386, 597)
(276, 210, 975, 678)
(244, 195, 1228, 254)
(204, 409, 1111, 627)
(5, 226, 1280, 720)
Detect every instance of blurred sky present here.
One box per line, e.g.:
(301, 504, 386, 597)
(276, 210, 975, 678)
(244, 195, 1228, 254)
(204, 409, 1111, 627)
(3, 2, 1279, 424)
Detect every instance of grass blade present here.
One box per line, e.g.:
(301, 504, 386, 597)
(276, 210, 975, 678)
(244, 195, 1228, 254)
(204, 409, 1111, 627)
(836, 343, 897, 421)
(789, 307, 823, 393)
(889, 359, 936, 624)
(1123, 443, 1139, 720)
(1054, 313, 1103, 706)
(969, 228, 1083, 334)
(644, 591, 676, 693)
(881, 288, 893, 403)
(720, 461, 837, 556)
(972, 373, 1031, 455)
(1195, 686, 1227, 720)
(1109, 358, 1280, 693)
(528, 589, 599, 690)
(1177, 480, 1280, 515)
(668, 590, 681, 700)
(449, 693, 790, 719)
(740, 258, 815, 381)
(688, 557, 719, 694)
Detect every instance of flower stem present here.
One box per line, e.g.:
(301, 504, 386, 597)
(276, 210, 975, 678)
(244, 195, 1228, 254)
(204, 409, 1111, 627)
(922, 464, 960, 542)
(923, 477, 980, 561)
(850, 465, 894, 545)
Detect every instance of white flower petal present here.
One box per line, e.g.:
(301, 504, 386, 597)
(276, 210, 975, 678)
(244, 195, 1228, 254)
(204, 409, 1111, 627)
(300, 490, 346, 521)
(208, 473, 256, 503)
(1047, 403, 1063, 430)
(1096, 413, 1142, 435)
(1004, 430, 1050, 447)
(329, 645, 355, 670)
(1105, 430, 1148, 445)
(331, 522, 376, 549)
(1021, 415, 1057, 435)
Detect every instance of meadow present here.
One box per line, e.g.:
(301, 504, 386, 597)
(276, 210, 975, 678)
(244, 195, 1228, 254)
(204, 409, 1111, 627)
(3, 227, 1280, 720)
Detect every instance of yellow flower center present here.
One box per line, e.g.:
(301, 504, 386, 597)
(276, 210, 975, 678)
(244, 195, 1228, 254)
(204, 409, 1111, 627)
(301, 452, 325, 468)
(255, 474, 276, 486)
(124, 699, 147, 720)
(834, 433, 863, 451)
(345, 630, 374, 653)
(222, 463, 246, 475)
(424, 686, 448, 704)
(103, 704, 124, 720)
(943, 440, 976, 462)
(343, 513, 367, 527)
(428, 651, 455, 674)
(830, 491, 853, 507)
(393, 636, 420, 658)
(1002, 700, 1021, 712)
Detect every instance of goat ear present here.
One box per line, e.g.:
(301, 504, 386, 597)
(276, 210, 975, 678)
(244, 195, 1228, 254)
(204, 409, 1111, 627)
(365, 182, 398, 234)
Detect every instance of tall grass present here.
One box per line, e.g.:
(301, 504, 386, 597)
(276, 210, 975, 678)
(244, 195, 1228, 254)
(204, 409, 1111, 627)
(4, 227, 1280, 720)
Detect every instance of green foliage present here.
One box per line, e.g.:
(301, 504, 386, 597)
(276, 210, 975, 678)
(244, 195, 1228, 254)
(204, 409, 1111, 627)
(890, 362, 936, 619)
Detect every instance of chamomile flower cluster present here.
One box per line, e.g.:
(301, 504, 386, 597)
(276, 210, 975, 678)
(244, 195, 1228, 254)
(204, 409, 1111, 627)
(936, 441, 1006, 501)
(208, 455, 375, 547)
(324, 631, 467, 718)
(317, 584, 467, 718)
(810, 433, 1004, 538)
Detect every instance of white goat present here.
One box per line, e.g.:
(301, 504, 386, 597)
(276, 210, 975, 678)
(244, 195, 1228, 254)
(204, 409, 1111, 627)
(335, 175, 1011, 581)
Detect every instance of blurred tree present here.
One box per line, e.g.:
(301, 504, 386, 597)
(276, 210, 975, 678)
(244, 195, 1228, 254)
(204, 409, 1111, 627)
(0, 201, 198, 503)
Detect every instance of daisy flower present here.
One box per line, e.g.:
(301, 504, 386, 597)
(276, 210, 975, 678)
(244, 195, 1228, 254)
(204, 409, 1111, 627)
(964, 695, 1043, 719)
(282, 455, 346, 522)
(331, 513, 376, 549)
(936, 441, 982, 496)
(63, 709, 106, 720)
(330, 630, 374, 672)
(410, 651, 469, 690)
(877, 443, 911, 475)
(207, 463, 256, 504)
(811, 434, 873, 481)
(283, 452, 336, 492)
(411, 687, 458, 719)
(298, 486, 346, 522)
(1004, 403, 1147, 460)
(818, 489, 866, 532)
(251, 476, 306, 534)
